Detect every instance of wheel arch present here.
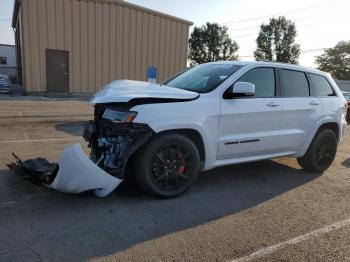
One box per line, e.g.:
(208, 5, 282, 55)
(300, 121, 340, 156)
(124, 127, 207, 178)
(317, 122, 340, 141)
(155, 129, 206, 165)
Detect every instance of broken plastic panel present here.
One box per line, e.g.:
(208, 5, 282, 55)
(9, 144, 122, 197)
(51, 144, 122, 197)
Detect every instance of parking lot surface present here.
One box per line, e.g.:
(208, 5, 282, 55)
(0, 98, 350, 262)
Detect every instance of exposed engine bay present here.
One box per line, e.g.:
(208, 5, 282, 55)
(83, 103, 154, 179)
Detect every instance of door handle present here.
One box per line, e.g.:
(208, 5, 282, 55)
(267, 102, 280, 107)
(309, 101, 320, 106)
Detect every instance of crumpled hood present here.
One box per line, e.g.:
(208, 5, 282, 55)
(90, 80, 199, 104)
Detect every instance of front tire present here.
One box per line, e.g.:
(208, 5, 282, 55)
(297, 129, 338, 172)
(133, 133, 200, 198)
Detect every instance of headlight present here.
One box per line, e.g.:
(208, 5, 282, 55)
(102, 108, 137, 123)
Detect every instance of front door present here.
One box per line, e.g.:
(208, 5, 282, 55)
(218, 67, 283, 160)
(46, 49, 69, 93)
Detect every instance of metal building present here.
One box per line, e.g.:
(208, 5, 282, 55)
(0, 44, 17, 80)
(12, 0, 192, 95)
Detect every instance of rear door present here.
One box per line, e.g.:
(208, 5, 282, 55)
(218, 67, 283, 159)
(279, 69, 323, 152)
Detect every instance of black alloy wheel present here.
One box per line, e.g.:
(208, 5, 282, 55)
(133, 134, 200, 198)
(313, 133, 337, 170)
(297, 129, 338, 172)
(150, 144, 193, 191)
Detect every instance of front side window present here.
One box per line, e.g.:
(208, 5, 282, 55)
(163, 63, 243, 93)
(238, 67, 275, 97)
(281, 69, 310, 97)
(309, 73, 335, 97)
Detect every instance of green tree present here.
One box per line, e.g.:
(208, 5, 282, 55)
(189, 22, 239, 65)
(254, 16, 300, 64)
(315, 41, 350, 80)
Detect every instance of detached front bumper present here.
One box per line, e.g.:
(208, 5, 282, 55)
(9, 143, 122, 197)
(51, 144, 122, 197)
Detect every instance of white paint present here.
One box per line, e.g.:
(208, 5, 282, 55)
(148, 78, 157, 83)
(0, 137, 83, 144)
(51, 144, 122, 197)
(90, 79, 198, 104)
(231, 218, 350, 262)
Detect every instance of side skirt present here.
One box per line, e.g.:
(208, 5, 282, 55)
(208, 151, 297, 170)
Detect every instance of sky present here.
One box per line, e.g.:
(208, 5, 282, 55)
(1, 0, 350, 67)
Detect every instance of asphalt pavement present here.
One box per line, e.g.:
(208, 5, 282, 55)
(0, 97, 350, 262)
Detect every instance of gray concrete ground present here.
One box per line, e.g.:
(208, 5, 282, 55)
(0, 97, 349, 262)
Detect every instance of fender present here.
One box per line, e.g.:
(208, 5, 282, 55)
(299, 118, 341, 157)
(131, 96, 221, 170)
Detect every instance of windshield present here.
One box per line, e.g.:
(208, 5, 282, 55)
(162, 63, 243, 93)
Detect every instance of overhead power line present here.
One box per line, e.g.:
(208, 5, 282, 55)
(239, 48, 330, 58)
(221, 1, 340, 25)
(227, 17, 308, 32)
(230, 21, 338, 39)
(300, 48, 329, 53)
(227, 15, 323, 33)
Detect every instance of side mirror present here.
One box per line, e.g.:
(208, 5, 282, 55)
(232, 82, 255, 97)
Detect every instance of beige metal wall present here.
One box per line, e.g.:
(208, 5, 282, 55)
(19, 0, 191, 93)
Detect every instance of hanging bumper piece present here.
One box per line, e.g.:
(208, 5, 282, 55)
(51, 144, 122, 197)
(8, 144, 122, 197)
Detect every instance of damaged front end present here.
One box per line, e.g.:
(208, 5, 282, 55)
(8, 103, 153, 197)
(84, 103, 154, 180)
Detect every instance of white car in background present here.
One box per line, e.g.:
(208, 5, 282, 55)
(0, 73, 12, 94)
(81, 61, 348, 198)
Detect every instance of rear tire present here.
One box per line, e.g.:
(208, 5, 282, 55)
(297, 129, 338, 172)
(133, 133, 200, 198)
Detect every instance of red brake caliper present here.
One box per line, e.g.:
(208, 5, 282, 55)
(176, 151, 186, 174)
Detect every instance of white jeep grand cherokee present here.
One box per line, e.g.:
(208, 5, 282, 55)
(84, 61, 348, 198)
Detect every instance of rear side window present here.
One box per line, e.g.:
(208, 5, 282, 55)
(238, 67, 275, 97)
(281, 69, 310, 97)
(309, 74, 335, 97)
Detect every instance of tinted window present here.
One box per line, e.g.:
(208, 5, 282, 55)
(281, 69, 310, 97)
(238, 68, 275, 97)
(309, 74, 335, 97)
